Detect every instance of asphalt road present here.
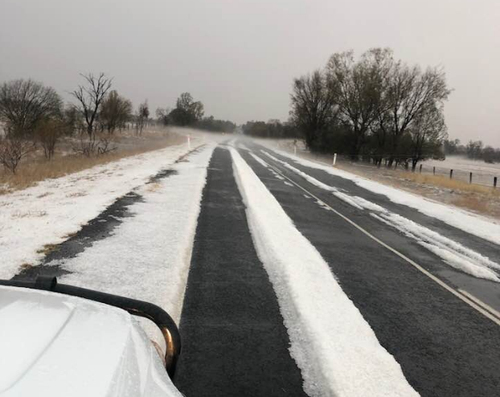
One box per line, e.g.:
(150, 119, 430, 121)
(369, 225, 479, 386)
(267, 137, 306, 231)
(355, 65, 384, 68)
(236, 142, 500, 396)
(11, 140, 500, 396)
(174, 148, 307, 396)
(255, 145, 500, 308)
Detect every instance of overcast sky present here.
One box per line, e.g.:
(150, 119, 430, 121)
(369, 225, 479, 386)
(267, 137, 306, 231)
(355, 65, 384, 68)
(1, 0, 499, 146)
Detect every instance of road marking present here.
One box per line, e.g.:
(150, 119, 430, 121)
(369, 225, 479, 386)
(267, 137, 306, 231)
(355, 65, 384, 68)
(458, 289, 500, 320)
(253, 151, 500, 327)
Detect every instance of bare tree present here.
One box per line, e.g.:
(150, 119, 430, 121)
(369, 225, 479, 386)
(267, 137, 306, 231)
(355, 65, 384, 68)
(72, 132, 116, 157)
(289, 48, 451, 165)
(71, 73, 112, 137)
(169, 93, 204, 126)
(135, 100, 149, 135)
(156, 107, 171, 126)
(0, 135, 36, 174)
(290, 70, 336, 149)
(378, 64, 451, 165)
(35, 118, 67, 160)
(408, 104, 447, 170)
(99, 90, 132, 134)
(466, 140, 483, 160)
(62, 104, 85, 135)
(326, 50, 389, 159)
(0, 79, 62, 137)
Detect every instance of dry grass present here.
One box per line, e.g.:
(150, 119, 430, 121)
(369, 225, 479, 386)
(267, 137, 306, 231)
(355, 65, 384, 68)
(450, 195, 492, 214)
(336, 162, 500, 218)
(392, 173, 500, 216)
(0, 128, 185, 194)
(36, 243, 60, 255)
(401, 172, 499, 195)
(267, 143, 500, 218)
(19, 263, 34, 271)
(146, 182, 162, 192)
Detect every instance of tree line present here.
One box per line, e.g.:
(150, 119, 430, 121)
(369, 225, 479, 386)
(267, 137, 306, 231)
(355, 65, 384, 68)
(0, 75, 236, 174)
(444, 139, 500, 164)
(242, 120, 300, 139)
(0, 73, 151, 172)
(156, 92, 236, 133)
(289, 48, 451, 170)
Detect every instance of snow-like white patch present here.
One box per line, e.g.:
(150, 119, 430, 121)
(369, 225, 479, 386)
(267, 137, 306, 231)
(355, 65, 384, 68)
(263, 151, 383, 212)
(0, 143, 195, 279)
(249, 152, 285, 180)
(57, 145, 214, 325)
(270, 148, 500, 246)
(231, 148, 418, 397)
(250, 152, 270, 169)
(262, 151, 500, 282)
(236, 142, 251, 151)
(316, 200, 333, 212)
(272, 171, 285, 181)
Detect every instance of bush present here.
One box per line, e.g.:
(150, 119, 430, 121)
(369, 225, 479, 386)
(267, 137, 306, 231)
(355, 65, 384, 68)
(35, 119, 68, 160)
(0, 135, 36, 174)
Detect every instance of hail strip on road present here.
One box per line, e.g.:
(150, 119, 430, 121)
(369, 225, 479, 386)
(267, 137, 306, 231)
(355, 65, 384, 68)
(254, 151, 500, 327)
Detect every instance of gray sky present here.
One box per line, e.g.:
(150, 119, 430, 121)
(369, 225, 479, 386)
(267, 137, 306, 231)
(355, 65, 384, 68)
(1, 0, 499, 146)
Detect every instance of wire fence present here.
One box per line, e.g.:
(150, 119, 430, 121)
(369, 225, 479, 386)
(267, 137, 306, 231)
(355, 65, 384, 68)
(331, 154, 499, 188)
(417, 163, 498, 188)
(284, 141, 500, 189)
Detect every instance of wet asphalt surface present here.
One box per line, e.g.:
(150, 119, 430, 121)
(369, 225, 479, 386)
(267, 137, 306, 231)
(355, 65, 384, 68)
(249, 143, 500, 312)
(239, 143, 500, 397)
(174, 148, 306, 396)
(11, 141, 500, 396)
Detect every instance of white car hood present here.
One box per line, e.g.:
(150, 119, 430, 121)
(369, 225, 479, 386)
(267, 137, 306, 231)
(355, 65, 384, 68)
(0, 286, 182, 397)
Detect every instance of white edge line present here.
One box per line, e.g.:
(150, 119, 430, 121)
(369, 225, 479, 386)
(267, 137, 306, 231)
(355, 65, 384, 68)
(458, 289, 500, 320)
(253, 151, 500, 327)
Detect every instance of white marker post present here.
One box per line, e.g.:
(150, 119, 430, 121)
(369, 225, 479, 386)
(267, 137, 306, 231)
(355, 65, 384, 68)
(333, 153, 337, 166)
(187, 134, 191, 150)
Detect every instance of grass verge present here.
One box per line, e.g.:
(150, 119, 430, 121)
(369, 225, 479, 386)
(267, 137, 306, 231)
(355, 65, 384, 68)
(0, 128, 185, 194)
(335, 163, 500, 218)
(267, 141, 500, 219)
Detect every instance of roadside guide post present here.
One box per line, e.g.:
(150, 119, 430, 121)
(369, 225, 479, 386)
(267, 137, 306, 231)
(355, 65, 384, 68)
(187, 135, 191, 150)
(333, 153, 337, 167)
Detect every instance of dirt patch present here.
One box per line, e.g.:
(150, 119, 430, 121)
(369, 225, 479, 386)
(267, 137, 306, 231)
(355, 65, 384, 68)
(36, 243, 60, 255)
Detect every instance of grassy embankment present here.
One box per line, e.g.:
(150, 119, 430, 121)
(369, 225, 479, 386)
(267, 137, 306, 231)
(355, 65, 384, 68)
(0, 128, 185, 194)
(270, 139, 500, 219)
